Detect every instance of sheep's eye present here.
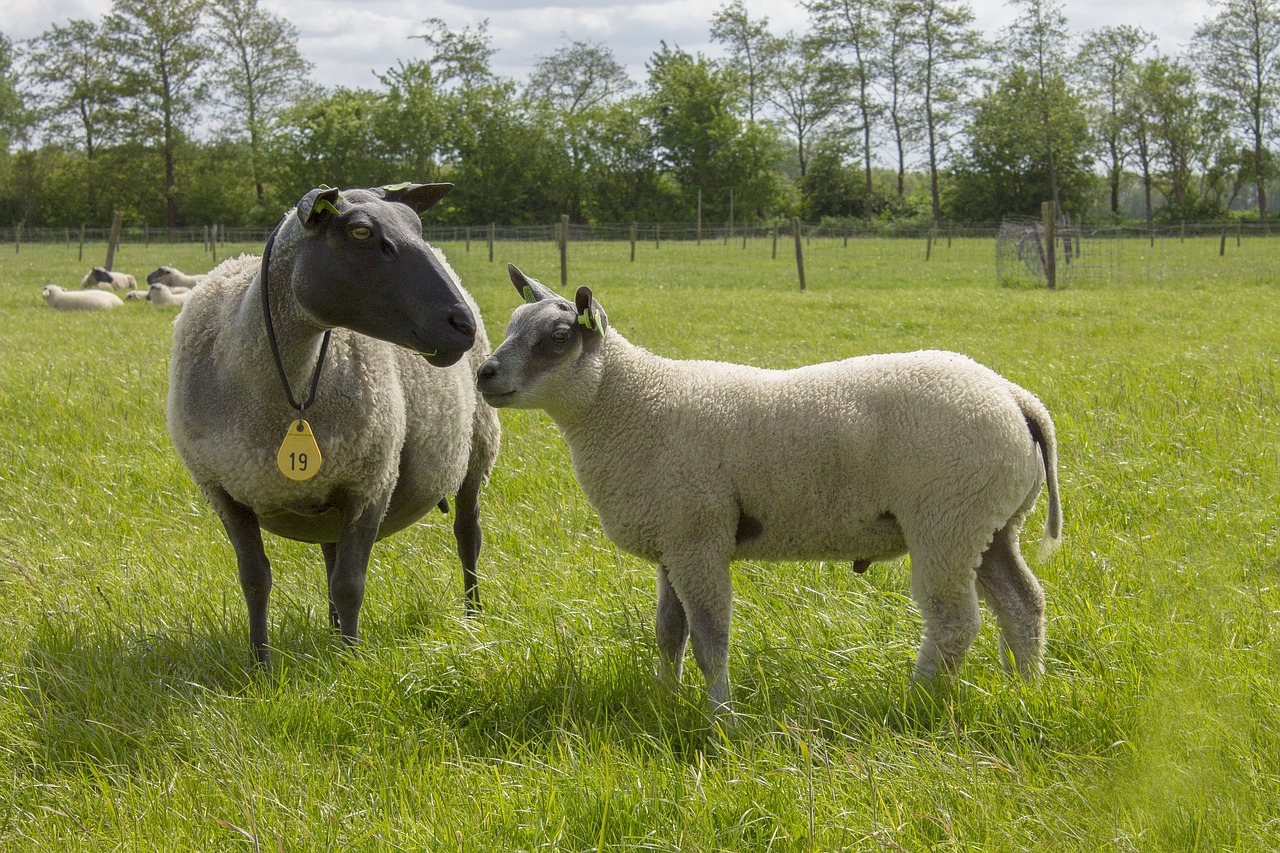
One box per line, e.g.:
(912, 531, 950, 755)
(349, 225, 373, 240)
(550, 327, 571, 344)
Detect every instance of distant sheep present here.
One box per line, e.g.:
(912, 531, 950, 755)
(125, 290, 150, 301)
(147, 266, 204, 289)
(149, 282, 191, 308)
(81, 266, 136, 291)
(168, 183, 500, 665)
(477, 266, 1062, 716)
(43, 284, 123, 311)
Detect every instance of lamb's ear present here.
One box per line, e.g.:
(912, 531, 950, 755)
(575, 286, 608, 335)
(507, 263, 561, 304)
(297, 186, 343, 229)
(376, 182, 453, 212)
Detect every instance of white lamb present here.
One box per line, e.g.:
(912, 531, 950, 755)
(42, 284, 123, 311)
(477, 265, 1062, 715)
(148, 282, 191, 308)
(81, 266, 137, 291)
(147, 265, 204, 289)
(168, 183, 499, 665)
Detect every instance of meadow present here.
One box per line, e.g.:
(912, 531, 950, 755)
(0, 231, 1277, 850)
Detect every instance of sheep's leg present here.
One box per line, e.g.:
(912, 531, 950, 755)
(666, 558, 734, 716)
(909, 552, 982, 686)
(655, 564, 689, 691)
(207, 486, 273, 666)
(453, 467, 485, 614)
(320, 542, 340, 630)
(327, 496, 389, 648)
(975, 525, 1046, 677)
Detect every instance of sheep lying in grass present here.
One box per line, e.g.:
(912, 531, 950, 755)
(81, 266, 137, 291)
(477, 266, 1062, 715)
(148, 282, 190, 308)
(42, 284, 123, 311)
(168, 183, 500, 665)
(147, 265, 204, 289)
(125, 290, 149, 301)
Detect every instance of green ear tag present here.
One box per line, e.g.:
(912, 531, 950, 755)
(277, 419, 322, 481)
(522, 285, 537, 304)
(577, 309, 599, 331)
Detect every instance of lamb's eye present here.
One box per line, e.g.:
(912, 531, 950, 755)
(551, 327, 571, 343)
(349, 225, 373, 240)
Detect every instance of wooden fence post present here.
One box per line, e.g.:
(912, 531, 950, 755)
(1041, 201, 1057, 290)
(104, 210, 123, 270)
(771, 224, 778, 259)
(630, 222, 637, 262)
(488, 223, 495, 262)
(14, 222, 21, 254)
(559, 214, 569, 286)
(793, 217, 806, 292)
(1219, 224, 1228, 256)
(79, 223, 85, 261)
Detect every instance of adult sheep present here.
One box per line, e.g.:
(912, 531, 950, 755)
(147, 265, 204, 289)
(168, 183, 500, 666)
(81, 266, 137, 291)
(477, 266, 1062, 716)
(42, 284, 123, 311)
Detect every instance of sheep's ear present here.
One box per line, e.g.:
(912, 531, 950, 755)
(375, 182, 453, 212)
(508, 263, 560, 305)
(575, 286, 608, 335)
(297, 186, 344, 229)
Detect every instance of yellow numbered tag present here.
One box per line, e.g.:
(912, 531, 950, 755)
(276, 419, 322, 481)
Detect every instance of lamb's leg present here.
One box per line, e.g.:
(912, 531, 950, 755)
(975, 525, 1046, 677)
(453, 466, 486, 614)
(207, 486, 273, 666)
(655, 564, 689, 690)
(909, 551, 983, 686)
(321, 542, 340, 630)
(666, 558, 734, 716)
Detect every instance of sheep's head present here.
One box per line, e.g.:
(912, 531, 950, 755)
(286, 183, 477, 368)
(476, 264, 608, 410)
(146, 266, 175, 285)
(90, 267, 114, 283)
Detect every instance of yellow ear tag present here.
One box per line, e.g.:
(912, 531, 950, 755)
(277, 419, 322, 481)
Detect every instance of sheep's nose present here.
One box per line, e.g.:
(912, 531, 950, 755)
(476, 360, 498, 382)
(448, 308, 475, 339)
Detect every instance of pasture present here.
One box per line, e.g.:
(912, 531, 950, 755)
(0, 233, 1277, 850)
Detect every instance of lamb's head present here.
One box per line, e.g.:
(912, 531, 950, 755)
(146, 266, 175, 285)
(90, 267, 114, 284)
(476, 264, 608, 410)
(283, 183, 477, 368)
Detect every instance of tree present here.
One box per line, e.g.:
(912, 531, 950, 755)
(102, 0, 211, 228)
(710, 0, 783, 122)
(806, 0, 887, 220)
(1078, 26, 1156, 218)
(768, 32, 847, 179)
(0, 33, 30, 152)
(882, 0, 921, 198)
(207, 0, 313, 211)
(1193, 0, 1280, 220)
(374, 60, 449, 182)
(412, 17, 497, 91)
(999, 0, 1075, 213)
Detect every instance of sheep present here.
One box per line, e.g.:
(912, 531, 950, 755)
(125, 290, 150, 301)
(148, 282, 191, 308)
(147, 265, 205, 289)
(81, 266, 137, 291)
(476, 265, 1063, 716)
(42, 284, 124, 311)
(168, 183, 500, 666)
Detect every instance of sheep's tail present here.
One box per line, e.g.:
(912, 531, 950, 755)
(1017, 389, 1062, 560)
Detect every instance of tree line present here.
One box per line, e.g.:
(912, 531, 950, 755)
(0, 0, 1277, 231)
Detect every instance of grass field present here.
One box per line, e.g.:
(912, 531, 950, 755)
(0, 233, 1277, 850)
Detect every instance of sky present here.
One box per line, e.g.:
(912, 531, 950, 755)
(5, 0, 1216, 91)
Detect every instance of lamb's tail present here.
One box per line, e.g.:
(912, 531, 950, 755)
(1016, 388, 1063, 560)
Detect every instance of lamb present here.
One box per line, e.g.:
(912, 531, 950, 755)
(125, 290, 150, 301)
(476, 265, 1062, 716)
(147, 265, 204, 289)
(81, 266, 137, 291)
(168, 183, 500, 665)
(42, 284, 124, 311)
(148, 282, 191, 308)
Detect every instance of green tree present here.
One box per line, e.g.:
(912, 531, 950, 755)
(272, 87, 394, 197)
(374, 60, 449, 181)
(947, 66, 1094, 220)
(1078, 26, 1156, 218)
(1193, 0, 1280, 220)
(768, 33, 847, 179)
(102, 0, 211, 227)
(207, 0, 314, 214)
(710, 0, 783, 122)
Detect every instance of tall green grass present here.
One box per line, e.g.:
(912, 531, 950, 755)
(0, 235, 1276, 850)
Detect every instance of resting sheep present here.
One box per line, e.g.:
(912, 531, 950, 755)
(147, 265, 204, 289)
(149, 282, 191, 308)
(125, 290, 149, 301)
(81, 266, 137, 291)
(168, 183, 500, 665)
(477, 266, 1062, 715)
(42, 284, 123, 311)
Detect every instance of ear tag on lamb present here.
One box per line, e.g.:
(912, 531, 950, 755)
(521, 285, 537, 304)
(276, 419, 322, 481)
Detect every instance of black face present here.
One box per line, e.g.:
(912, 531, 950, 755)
(290, 187, 476, 364)
(92, 267, 113, 283)
(146, 267, 169, 285)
